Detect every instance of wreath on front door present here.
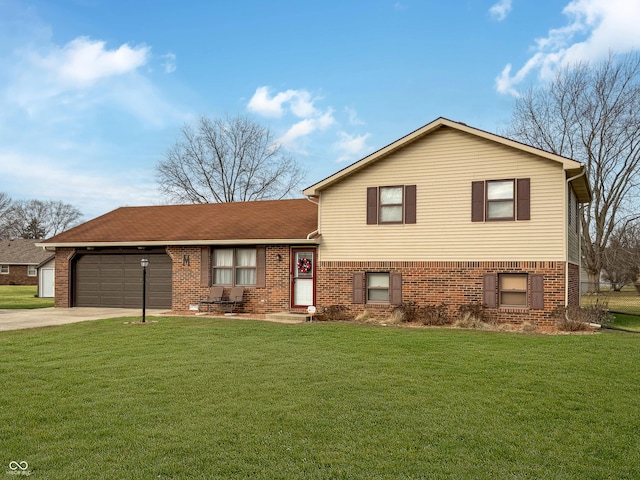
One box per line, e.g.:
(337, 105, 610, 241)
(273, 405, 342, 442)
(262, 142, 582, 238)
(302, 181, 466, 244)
(297, 257, 312, 274)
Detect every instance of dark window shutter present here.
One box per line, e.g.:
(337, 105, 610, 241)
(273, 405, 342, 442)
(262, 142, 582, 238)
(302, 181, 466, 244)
(472, 181, 485, 222)
(367, 187, 378, 225)
(390, 273, 402, 305)
(517, 178, 530, 221)
(531, 274, 544, 310)
(353, 273, 364, 304)
(483, 274, 497, 308)
(404, 185, 416, 224)
(200, 247, 210, 287)
(255, 247, 266, 288)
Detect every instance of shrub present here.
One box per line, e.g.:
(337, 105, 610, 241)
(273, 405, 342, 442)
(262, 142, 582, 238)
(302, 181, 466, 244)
(391, 302, 420, 323)
(322, 305, 349, 322)
(553, 300, 614, 331)
(417, 303, 451, 326)
(457, 302, 489, 323)
(453, 302, 494, 330)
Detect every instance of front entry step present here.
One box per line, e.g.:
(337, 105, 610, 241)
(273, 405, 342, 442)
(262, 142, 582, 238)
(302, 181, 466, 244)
(265, 312, 310, 324)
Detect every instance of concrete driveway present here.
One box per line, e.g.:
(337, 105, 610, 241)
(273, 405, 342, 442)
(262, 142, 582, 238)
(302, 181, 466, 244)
(0, 308, 166, 332)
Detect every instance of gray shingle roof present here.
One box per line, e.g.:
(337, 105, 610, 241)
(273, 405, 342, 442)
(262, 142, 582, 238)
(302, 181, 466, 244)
(0, 239, 54, 265)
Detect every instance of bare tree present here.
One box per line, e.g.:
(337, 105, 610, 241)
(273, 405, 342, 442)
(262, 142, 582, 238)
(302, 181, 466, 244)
(505, 53, 640, 292)
(0, 192, 13, 238)
(602, 222, 640, 291)
(2, 199, 82, 239)
(156, 114, 305, 203)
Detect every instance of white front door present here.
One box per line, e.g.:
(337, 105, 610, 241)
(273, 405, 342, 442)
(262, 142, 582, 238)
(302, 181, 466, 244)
(291, 249, 315, 308)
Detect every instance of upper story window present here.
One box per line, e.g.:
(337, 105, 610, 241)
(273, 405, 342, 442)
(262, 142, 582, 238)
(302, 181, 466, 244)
(0, 265, 8, 274)
(379, 187, 403, 223)
(213, 248, 257, 286)
(27, 265, 37, 276)
(472, 178, 530, 222)
(367, 185, 416, 225)
(487, 180, 514, 220)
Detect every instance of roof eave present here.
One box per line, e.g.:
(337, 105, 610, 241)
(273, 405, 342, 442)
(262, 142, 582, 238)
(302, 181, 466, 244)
(566, 166, 593, 203)
(303, 117, 586, 196)
(38, 238, 320, 249)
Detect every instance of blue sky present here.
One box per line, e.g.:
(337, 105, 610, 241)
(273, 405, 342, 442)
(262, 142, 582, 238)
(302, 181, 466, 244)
(1, 0, 640, 220)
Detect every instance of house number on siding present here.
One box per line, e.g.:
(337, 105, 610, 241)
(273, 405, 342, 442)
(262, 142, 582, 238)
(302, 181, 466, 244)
(183, 255, 190, 266)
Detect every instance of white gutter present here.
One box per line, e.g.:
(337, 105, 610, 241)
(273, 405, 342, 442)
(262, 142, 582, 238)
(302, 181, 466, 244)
(565, 166, 588, 306)
(306, 195, 320, 240)
(35, 238, 320, 249)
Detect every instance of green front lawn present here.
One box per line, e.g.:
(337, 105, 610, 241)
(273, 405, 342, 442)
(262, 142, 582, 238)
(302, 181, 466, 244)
(0, 285, 54, 309)
(610, 313, 640, 332)
(0, 317, 639, 479)
(581, 285, 640, 315)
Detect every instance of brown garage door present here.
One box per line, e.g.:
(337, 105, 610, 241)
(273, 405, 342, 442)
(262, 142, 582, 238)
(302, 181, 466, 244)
(74, 253, 172, 308)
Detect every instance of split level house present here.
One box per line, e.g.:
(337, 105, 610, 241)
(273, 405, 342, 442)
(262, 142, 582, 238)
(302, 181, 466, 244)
(40, 118, 591, 327)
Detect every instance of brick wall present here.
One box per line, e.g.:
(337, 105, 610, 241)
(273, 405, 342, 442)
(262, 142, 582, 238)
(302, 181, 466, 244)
(54, 248, 75, 307)
(52, 244, 572, 328)
(168, 245, 294, 314)
(0, 265, 38, 286)
(568, 262, 580, 308)
(315, 260, 567, 327)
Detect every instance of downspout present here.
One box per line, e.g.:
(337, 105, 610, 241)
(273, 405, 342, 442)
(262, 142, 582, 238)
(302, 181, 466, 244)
(306, 195, 320, 240)
(565, 166, 587, 308)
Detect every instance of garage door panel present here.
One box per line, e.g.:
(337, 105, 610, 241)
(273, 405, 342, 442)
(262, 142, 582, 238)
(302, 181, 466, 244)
(75, 253, 172, 308)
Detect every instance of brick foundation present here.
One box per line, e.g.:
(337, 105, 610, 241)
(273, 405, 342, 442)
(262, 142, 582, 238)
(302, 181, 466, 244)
(53, 245, 572, 328)
(316, 260, 567, 328)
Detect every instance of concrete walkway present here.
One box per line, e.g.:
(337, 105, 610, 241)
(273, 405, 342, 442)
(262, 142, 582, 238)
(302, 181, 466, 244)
(0, 308, 166, 332)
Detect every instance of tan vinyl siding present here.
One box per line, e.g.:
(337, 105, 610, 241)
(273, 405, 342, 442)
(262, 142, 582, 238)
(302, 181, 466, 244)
(318, 127, 568, 262)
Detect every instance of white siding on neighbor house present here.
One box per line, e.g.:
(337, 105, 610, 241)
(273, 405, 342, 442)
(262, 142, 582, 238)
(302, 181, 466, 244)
(318, 127, 568, 262)
(38, 258, 55, 298)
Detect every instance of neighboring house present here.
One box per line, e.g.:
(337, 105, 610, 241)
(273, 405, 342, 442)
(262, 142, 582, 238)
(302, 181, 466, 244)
(0, 239, 54, 289)
(40, 118, 591, 327)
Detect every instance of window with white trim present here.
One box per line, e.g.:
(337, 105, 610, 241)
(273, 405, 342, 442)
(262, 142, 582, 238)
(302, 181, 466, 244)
(367, 273, 390, 303)
(487, 180, 515, 220)
(28, 265, 37, 276)
(0, 265, 8, 274)
(213, 248, 256, 286)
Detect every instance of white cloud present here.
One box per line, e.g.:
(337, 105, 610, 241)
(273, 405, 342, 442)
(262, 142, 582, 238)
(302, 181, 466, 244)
(248, 86, 371, 162)
(0, 153, 159, 218)
(2, 34, 186, 127)
(279, 109, 335, 146)
(161, 52, 176, 73)
(34, 36, 150, 88)
(247, 86, 318, 118)
(335, 131, 371, 163)
(489, 0, 512, 21)
(496, 0, 640, 95)
(345, 106, 365, 125)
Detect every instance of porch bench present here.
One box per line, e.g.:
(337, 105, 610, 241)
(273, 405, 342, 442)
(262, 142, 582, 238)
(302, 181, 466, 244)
(199, 286, 245, 314)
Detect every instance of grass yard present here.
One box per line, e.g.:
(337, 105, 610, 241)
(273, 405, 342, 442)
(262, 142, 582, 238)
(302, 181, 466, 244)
(609, 313, 640, 332)
(0, 285, 54, 309)
(581, 285, 640, 315)
(1, 317, 639, 479)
